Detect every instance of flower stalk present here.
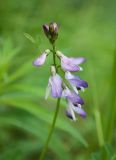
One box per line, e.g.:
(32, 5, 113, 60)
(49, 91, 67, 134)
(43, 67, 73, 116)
(39, 35, 60, 160)
(39, 98, 61, 160)
(33, 22, 88, 159)
(52, 43, 56, 67)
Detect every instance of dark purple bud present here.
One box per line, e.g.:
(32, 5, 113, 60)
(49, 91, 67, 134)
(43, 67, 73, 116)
(42, 22, 59, 44)
(43, 24, 50, 38)
(49, 22, 59, 43)
(49, 22, 59, 34)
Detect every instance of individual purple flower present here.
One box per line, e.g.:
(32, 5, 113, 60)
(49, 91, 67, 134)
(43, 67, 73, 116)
(65, 100, 86, 121)
(65, 71, 88, 92)
(45, 66, 63, 99)
(33, 49, 50, 66)
(62, 87, 84, 105)
(56, 51, 85, 72)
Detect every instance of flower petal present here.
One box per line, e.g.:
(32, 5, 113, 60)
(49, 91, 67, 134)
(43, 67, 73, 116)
(56, 51, 85, 72)
(43, 24, 50, 37)
(61, 60, 80, 72)
(69, 57, 86, 65)
(33, 50, 50, 66)
(43, 24, 49, 32)
(70, 93, 84, 105)
(66, 100, 76, 121)
(61, 55, 80, 72)
(45, 83, 51, 100)
(65, 71, 74, 79)
(62, 87, 84, 105)
(65, 72, 88, 90)
(73, 106, 87, 118)
(49, 74, 62, 98)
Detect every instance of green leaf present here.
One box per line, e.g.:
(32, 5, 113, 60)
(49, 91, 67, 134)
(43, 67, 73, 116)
(0, 110, 70, 160)
(0, 92, 88, 147)
(24, 33, 36, 44)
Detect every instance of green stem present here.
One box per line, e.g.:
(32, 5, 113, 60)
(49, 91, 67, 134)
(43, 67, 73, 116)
(105, 49, 116, 143)
(39, 43, 61, 160)
(52, 43, 56, 66)
(39, 98, 61, 160)
(88, 62, 104, 147)
(94, 109, 104, 146)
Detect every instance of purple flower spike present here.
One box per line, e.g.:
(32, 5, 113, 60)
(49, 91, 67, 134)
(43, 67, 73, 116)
(33, 23, 88, 122)
(65, 71, 88, 91)
(62, 87, 84, 105)
(33, 49, 50, 67)
(56, 51, 85, 72)
(45, 66, 62, 99)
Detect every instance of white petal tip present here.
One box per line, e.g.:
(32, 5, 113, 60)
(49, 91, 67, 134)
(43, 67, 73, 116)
(79, 67, 83, 71)
(45, 83, 51, 100)
(78, 104, 81, 108)
(81, 87, 85, 92)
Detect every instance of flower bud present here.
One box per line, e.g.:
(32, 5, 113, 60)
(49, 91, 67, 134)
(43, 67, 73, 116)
(49, 22, 58, 35)
(49, 22, 58, 43)
(43, 22, 59, 44)
(43, 24, 50, 38)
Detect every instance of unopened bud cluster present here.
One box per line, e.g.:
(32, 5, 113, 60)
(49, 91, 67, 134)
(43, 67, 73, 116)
(43, 22, 58, 44)
(33, 22, 88, 121)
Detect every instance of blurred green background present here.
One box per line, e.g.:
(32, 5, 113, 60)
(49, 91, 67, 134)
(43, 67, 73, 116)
(0, 0, 116, 159)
